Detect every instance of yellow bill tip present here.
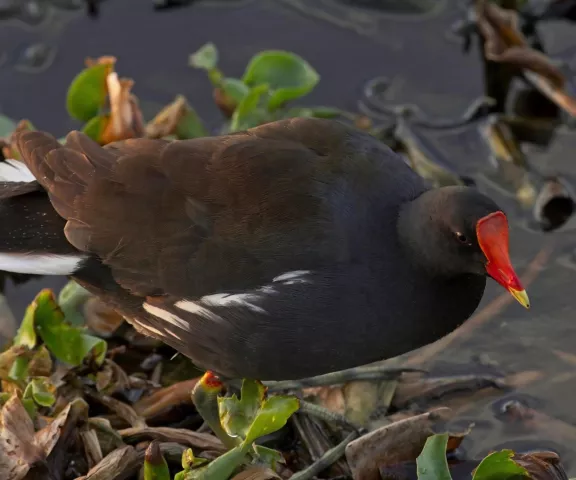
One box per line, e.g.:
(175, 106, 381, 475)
(509, 288, 530, 309)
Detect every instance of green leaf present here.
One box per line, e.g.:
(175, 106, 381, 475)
(66, 62, 113, 122)
(253, 445, 284, 468)
(30, 289, 108, 366)
(242, 50, 319, 111)
(0, 114, 16, 137)
(283, 106, 343, 119)
(175, 107, 208, 140)
(182, 445, 248, 480)
(8, 357, 29, 383)
(23, 377, 56, 407)
(229, 84, 270, 132)
(181, 448, 209, 470)
(244, 394, 300, 445)
(144, 441, 171, 480)
(218, 379, 266, 439)
(22, 397, 37, 420)
(416, 433, 452, 480)
(189, 43, 219, 71)
(14, 301, 38, 349)
(472, 450, 530, 480)
(82, 115, 109, 144)
(221, 78, 250, 105)
(58, 280, 93, 326)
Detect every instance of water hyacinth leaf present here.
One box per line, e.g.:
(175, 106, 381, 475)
(230, 84, 270, 132)
(58, 279, 93, 326)
(176, 107, 208, 139)
(82, 114, 110, 144)
(67, 62, 113, 121)
(472, 450, 530, 480)
(218, 379, 266, 438)
(0, 345, 26, 378)
(144, 441, 171, 480)
(189, 42, 219, 71)
(282, 106, 343, 120)
(253, 445, 284, 468)
(242, 51, 319, 111)
(244, 395, 300, 445)
(183, 445, 248, 480)
(416, 433, 452, 480)
(0, 114, 15, 137)
(23, 377, 55, 407)
(304, 106, 343, 118)
(9, 303, 37, 381)
(181, 448, 208, 469)
(31, 289, 107, 366)
(221, 78, 250, 104)
(14, 300, 38, 349)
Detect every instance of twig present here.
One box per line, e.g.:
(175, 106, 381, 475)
(290, 431, 358, 480)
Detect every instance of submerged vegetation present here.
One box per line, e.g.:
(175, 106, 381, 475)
(1, 1, 576, 478)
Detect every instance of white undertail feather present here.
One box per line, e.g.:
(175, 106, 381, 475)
(0, 253, 85, 275)
(0, 159, 35, 183)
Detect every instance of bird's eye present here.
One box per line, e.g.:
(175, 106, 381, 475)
(455, 232, 469, 244)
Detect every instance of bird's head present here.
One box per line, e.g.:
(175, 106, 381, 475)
(399, 186, 529, 309)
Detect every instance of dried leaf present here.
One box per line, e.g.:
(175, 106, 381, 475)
(82, 445, 140, 480)
(119, 426, 225, 452)
(231, 466, 281, 480)
(0, 394, 42, 479)
(100, 72, 144, 145)
(89, 391, 146, 428)
(83, 297, 125, 337)
(145, 95, 207, 140)
(27, 345, 53, 378)
(513, 451, 568, 480)
(0, 395, 85, 479)
(87, 417, 125, 455)
(81, 429, 104, 468)
(345, 408, 453, 480)
(133, 378, 199, 419)
(95, 360, 131, 395)
(476, 0, 565, 88)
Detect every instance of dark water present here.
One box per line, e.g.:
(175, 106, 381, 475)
(1, 0, 576, 472)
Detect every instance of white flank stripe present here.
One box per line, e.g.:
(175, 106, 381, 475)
(0, 159, 35, 183)
(200, 292, 267, 314)
(174, 300, 225, 323)
(143, 302, 192, 330)
(0, 253, 85, 275)
(272, 270, 312, 285)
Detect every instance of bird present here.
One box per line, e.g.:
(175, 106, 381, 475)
(0, 117, 529, 382)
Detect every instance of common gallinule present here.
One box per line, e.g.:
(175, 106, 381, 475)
(0, 118, 529, 382)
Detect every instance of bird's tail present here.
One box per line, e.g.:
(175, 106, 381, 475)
(0, 158, 85, 278)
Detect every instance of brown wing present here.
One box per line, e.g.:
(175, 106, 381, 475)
(13, 118, 364, 299)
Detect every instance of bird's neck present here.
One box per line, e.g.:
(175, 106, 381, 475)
(397, 190, 457, 277)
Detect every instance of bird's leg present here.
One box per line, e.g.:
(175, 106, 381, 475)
(263, 363, 424, 392)
(261, 364, 424, 433)
(297, 399, 364, 433)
